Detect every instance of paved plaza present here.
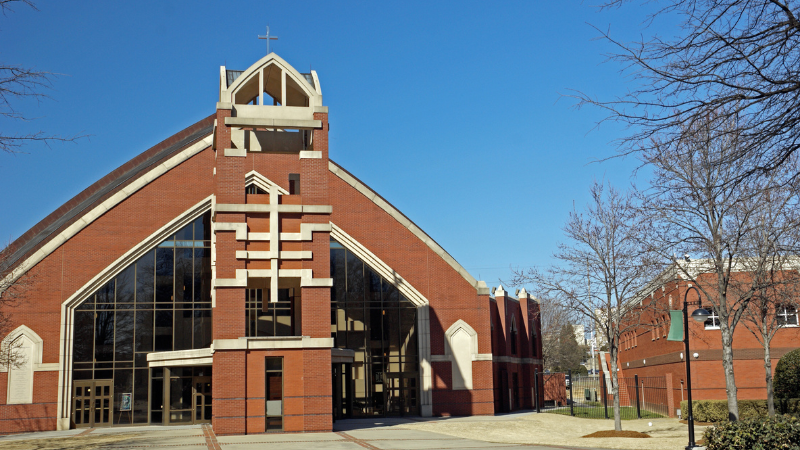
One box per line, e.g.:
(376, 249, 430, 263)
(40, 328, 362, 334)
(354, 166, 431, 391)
(0, 412, 697, 450)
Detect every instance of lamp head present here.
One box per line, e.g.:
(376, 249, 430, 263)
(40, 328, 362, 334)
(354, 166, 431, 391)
(691, 308, 711, 322)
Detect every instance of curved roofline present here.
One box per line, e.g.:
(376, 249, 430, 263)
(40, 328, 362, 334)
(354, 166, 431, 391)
(0, 114, 215, 277)
(221, 53, 321, 105)
(328, 160, 481, 292)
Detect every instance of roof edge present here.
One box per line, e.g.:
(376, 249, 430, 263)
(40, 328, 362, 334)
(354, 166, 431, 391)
(328, 160, 480, 291)
(1, 114, 215, 274)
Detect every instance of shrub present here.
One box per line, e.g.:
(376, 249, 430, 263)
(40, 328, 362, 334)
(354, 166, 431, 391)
(703, 415, 800, 450)
(775, 348, 800, 400)
(680, 399, 800, 422)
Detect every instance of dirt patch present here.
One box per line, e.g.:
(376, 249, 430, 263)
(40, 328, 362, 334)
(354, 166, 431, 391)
(0, 433, 141, 450)
(402, 414, 709, 450)
(679, 419, 715, 426)
(583, 430, 650, 438)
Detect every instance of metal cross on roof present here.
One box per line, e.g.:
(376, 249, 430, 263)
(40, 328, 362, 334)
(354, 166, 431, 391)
(258, 26, 279, 55)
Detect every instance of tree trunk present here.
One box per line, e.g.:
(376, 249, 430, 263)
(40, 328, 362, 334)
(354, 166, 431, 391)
(764, 340, 775, 417)
(610, 348, 622, 431)
(719, 322, 740, 421)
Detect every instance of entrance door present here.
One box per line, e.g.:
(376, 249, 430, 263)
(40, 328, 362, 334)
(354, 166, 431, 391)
(332, 363, 353, 421)
(156, 367, 213, 425)
(193, 376, 212, 424)
(385, 372, 418, 416)
(72, 380, 113, 428)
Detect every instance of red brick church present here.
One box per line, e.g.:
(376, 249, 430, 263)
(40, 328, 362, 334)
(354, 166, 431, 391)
(0, 53, 542, 435)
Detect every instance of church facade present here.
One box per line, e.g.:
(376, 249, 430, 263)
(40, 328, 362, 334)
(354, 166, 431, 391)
(0, 54, 542, 435)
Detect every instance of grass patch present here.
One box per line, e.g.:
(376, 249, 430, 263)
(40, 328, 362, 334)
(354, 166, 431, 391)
(546, 406, 663, 420)
(583, 430, 651, 438)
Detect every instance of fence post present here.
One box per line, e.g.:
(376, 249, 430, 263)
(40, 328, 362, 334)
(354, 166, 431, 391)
(635, 374, 641, 419)
(568, 370, 574, 416)
(534, 369, 540, 413)
(602, 374, 608, 419)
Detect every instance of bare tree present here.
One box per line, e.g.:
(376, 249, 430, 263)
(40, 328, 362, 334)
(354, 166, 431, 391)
(533, 295, 575, 371)
(641, 110, 800, 421)
(1, 0, 83, 154)
(574, 0, 800, 177)
(512, 181, 656, 431)
(0, 244, 30, 369)
(737, 175, 800, 416)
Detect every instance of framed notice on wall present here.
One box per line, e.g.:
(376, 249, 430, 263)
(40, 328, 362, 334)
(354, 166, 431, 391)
(120, 393, 132, 411)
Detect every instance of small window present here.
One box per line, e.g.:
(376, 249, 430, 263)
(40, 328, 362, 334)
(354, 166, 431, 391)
(246, 185, 267, 195)
(704, 307, 721, 329)
(777, 305, 798, 327)
(265, 357, 283, 432)
(288, 174, 300, 195)
(530, 328, 537, 357)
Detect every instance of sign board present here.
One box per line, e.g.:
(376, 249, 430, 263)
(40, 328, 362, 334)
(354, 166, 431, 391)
(120, 393, 132, 411)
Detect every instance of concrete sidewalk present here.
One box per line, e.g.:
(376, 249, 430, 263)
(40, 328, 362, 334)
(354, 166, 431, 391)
(0, 413, 685, 450)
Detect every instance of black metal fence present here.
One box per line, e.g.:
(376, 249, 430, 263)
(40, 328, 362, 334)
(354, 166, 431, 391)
(533, 370, 669, 419)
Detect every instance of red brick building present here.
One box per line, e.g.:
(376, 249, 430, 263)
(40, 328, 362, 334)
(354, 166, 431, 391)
(0, 54, 542, 435)
(613, 268, 800, 417)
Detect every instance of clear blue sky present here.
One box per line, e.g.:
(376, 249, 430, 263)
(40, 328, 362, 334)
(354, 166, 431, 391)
(0, 1, 670, 288)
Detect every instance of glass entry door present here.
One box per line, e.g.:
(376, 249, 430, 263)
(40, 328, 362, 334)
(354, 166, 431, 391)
(151, 367, 212, 425)
(193, 376, 212, 423)
(72, 380, 113, 428)
(385, 372, 418, 416)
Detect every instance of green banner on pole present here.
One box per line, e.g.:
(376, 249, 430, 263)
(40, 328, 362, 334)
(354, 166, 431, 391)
(667, 310, 683, 341)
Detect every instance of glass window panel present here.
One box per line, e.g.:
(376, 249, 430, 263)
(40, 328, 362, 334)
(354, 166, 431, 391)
(116, 265, 135, 304)
(135, 310, 154, 353)
(365, 268, 381, 304)
(113, 369, 133, 425)
(345, 305, 366, 350)
(174, 221, 193, 241)
(155, 248, 174, 304)
(154, 311, 173, 352)
(95, 369, 113, 379)
(196, 248, 212, 303)
(175, 248, 193, 306)
(133, 369, 149, 424)
(73, 311, 95, 363)
(170, 377, 193, 410)
(136, 250, 155, 306)
(114, 312, 134, 362)
(369, 308, 383, 344)
(174, 309, 193, 351)
(385, 307, 401, 356)
(331, 249, 346, 303)
(193, 309, 212, 348)
(73, 370, 93, 380)
(400, 307, 417, 359)
(197, 214, 210, 242)
(96, 279, 115, 307)
(346, 251, 364, 302)
(266, 372, 282, 401)
(94, 311, 115, 362)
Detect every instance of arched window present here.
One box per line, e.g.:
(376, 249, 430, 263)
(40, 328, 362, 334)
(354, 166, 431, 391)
(71, 212, 212, 425)
(510, 315, 518, 355)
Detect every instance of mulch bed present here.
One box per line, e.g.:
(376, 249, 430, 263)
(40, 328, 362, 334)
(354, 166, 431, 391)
(582, 430, 651, 438)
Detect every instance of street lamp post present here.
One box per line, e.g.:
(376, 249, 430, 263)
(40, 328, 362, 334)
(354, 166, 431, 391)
(683, 284, 710, 450)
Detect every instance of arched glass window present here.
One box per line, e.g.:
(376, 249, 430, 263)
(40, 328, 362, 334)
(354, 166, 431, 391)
(71, 212, 212, 425)
(330, 238, 419, 417)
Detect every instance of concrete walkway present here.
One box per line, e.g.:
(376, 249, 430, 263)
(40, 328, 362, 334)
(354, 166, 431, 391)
(0, 416, 614, 450)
